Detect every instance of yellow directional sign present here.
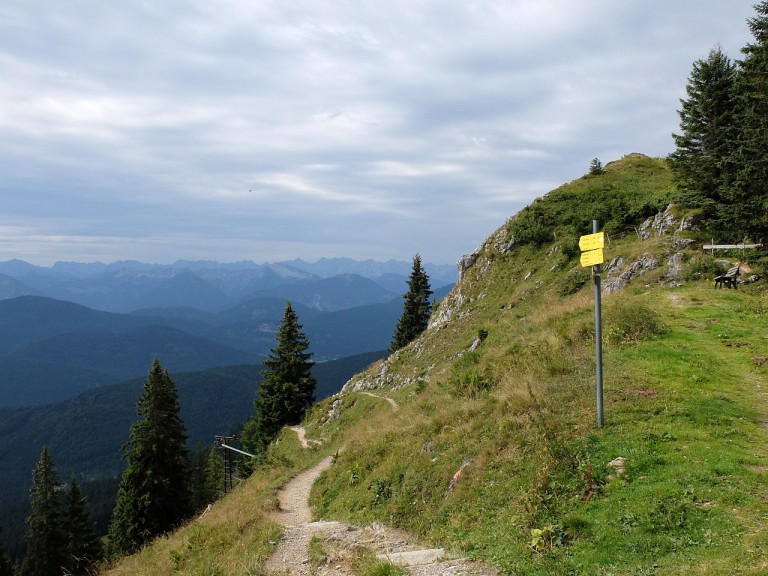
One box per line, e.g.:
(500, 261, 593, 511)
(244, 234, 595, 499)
(579, 232, 605, 251)
(580, 248, 604, 267)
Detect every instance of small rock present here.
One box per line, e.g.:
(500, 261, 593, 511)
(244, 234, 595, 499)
(673, 237, 695, 250)
(606, 456, 626, 480)
(666, 252, 684, 280)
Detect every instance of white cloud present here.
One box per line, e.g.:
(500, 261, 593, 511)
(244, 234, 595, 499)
(0, 0, 759, 266)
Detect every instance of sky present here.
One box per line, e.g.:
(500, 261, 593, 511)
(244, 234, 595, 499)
(0, 1, 758, 267)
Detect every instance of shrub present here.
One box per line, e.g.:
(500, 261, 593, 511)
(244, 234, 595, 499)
(683, 256, 726, 281)
(508, 205, 554, 246)
(604, 299, 667, 344)
(559, 268, 592, 296)
(448, 351, 492, 398)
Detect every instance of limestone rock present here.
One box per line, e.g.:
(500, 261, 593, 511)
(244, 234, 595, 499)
(639, 205, 702, 241)
(458, 251, 478, 280)
(607, 456, 627, 480)
(678, 211, 704, 232)
(639, 204, 676, 239)
(673, 237, 695, 251)
(666, 252, 685, 280)
(603, 253, 658, 294)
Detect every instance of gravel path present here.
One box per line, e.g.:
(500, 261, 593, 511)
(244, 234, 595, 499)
(289, 426, 311, 449)
(262, 447, 497, 576)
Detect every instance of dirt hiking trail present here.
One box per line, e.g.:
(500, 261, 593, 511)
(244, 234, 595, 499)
(264, 437, 497, 576)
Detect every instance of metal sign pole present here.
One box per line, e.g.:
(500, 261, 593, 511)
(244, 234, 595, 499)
(593, 220, 604, 427)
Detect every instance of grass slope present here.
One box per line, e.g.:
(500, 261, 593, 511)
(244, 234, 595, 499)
(102, 155, 768, 575)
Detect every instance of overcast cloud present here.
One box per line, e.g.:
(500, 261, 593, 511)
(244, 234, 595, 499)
(0, 1, 757, 266)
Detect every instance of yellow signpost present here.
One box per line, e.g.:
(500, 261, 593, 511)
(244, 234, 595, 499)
(580, 248, 604, 267)
(578, 231, 604, 251)
(580, 225, 604, 427)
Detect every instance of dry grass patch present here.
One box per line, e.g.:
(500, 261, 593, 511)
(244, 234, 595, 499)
(102, 474, 282, 576)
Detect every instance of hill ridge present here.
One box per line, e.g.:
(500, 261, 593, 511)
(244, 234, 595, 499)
(100, 154, 768, 575)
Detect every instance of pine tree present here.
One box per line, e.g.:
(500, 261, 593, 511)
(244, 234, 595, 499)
(19, 447, 64, 576)
(0, 526, 14, 576)
(389, 254, 433, 353)
(189, 445, 223, 511)
(242, 302, 316, 455)
(62, 476, 102, 576)
(668, 45, 736, 214)
(108, 358, 192, 556)
(720, 2, 768, 241)
(204, 446, 225, 500)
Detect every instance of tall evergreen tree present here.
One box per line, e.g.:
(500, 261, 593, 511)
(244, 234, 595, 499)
(721, 1, 768, 241)
(19, 447, 64, 576)
(668, 46, 737, 213)
(204, 446, 225, 501)
(0, 526, 15, 576)
(189, 445, 223, 512)
(62, 476, 102, 576)
(108, 358, 192, 556)
(242, 302, 316, 455)
(389, 254, 433, 353)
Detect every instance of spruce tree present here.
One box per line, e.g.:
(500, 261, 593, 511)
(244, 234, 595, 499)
(62, 476, 102, 576)
(389, 254, 433, 353)
(0, 526, 14, 576)
(204, 446, 225, 501)
(669, 46, 736, 213)
(242, 302, 316, 455)
(190, 445, 223, 511)
(19, 447, 64, 576)
(108, 358, 192, 556)
(721, 1, 768, 241)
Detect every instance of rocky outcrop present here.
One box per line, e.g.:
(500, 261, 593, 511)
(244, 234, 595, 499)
(639, 204, 702, 240)
(458, 225, 518, 281)
(457, 252, 478, 280)
(603, 253, 659, 294)
(673, 237, 695, 251)
(665, 252, 685, 281)
(342, 357, 430, 393)
(639, 205, 677, 239)
(429, 286, 468, 329)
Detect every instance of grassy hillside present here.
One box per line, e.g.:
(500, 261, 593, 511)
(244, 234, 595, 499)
(102, 154, 768, 575)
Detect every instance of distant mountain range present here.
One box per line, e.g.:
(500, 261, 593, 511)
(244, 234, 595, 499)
(0, 286, 449, 408)
(0, 258, 457, 313)
(0, 258, 454, 407)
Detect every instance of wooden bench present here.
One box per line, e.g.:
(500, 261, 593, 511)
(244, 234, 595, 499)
(714, 265, 740, 289)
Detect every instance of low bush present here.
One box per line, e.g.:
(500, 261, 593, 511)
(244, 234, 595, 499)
(604, 299, 667, 344)
(683, 256, 726, 281)
(559, 268, 592, 296)
(447, 351, 492, 399)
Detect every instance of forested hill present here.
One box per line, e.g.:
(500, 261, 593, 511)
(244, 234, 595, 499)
(0, 350, 386, 558)
(0, 294, 403, 407)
